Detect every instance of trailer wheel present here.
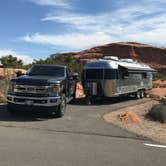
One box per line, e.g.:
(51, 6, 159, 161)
(135, 91, 141, 99)
(140, 90, 145, 98)
(145, 91, 150, 98)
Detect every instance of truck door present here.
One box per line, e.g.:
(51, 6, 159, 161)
(66, 69, 76, 97)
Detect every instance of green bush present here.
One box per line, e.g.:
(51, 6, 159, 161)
(148, 104, 166, 123)
(153, 74, 166, 81)
(160, 98, 166, 105)
(0, 97, 6, 103)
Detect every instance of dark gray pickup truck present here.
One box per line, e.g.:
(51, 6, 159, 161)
(6, 64, 78, 117)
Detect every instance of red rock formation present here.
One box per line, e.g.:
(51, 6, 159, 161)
(63, 42, 166, 75)
(118, 111, 141, 124)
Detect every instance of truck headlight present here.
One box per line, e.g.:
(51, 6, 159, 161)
(54, 84, 61, 93)
(8, 81, 16, 93)
(48, 83, 61, 96)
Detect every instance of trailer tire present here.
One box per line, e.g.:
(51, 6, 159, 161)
(135, 91, 141, 99)
(140, 90, 145, 98)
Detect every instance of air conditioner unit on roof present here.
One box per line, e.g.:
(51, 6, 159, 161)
(103, 56, 119, 61)
(120, 59, 135, 63)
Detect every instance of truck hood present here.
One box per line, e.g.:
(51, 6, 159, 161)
(13, 75, 65, 86)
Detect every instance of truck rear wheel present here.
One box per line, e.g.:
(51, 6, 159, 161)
(57, 94, 67, 117)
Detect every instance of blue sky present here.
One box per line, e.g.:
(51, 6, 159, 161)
(0, 0, 166, 64)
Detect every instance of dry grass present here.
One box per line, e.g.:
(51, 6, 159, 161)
(103, 100, 166, 144)
(151, 80, 166, 100)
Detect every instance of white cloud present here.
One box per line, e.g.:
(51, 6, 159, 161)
(21, 32, 115, 50)
(0, 49, 33, 65)
(22, 0, 166, 50)
(41, 14, 97, 26)
(40, 1, 166, 46)
(30, 0, 70, 8)
(41, 3, 166, 32)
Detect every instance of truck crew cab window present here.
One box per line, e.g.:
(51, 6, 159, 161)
(28, 65, 65, 77)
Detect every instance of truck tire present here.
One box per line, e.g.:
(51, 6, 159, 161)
(57, 94, 67, 117)
(7, 104, 16, 115)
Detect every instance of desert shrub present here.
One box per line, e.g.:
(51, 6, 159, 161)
(148, 104, 166, 123)
(0, 96, 6, 103)
(153, 74, 166, 81)
(160, 98, 166, 105)
(0, 77, 9, 103)
(0, 55, 23, 68)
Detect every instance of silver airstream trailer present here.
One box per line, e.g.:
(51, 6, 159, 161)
(82, 56, 156, 102)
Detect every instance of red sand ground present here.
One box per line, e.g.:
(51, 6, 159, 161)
(151, 80, 166, 99)
(118, 111, 141, 124)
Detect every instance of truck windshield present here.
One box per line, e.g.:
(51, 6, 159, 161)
(27, 65, 65, 77)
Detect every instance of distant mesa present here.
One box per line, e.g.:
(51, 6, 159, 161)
(63, 42, 166, 75)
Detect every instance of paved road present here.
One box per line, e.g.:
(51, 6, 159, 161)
(0, 98, 165, 166)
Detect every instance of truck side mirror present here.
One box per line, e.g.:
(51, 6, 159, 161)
(72, 72, 79, 80)
(16, 70, 24, 77)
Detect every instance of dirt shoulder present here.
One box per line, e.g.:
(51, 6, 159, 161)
(151, 80, 166, 100)
(103, 100, 166, 144)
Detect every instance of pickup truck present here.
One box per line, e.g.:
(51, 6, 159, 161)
(6, 64, 78, 117)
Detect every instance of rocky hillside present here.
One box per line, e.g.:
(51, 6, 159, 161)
(63, 42, 166, 75)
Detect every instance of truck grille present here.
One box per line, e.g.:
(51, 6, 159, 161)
(14, 92, 49, 97)
(14, 85, 50, 97)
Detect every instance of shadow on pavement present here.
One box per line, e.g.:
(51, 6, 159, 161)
(0, 96, 137, 122)
(70, 96, 136, 106)
(0, 104, 58, 122)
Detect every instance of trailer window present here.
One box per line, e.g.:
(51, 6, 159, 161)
(85, 69, 103, 79)
(147, 72, 152, 78)
(142, 73, 147, 78)
(104, 69, 117, 79)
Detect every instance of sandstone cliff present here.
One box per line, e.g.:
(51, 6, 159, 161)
(63, 42, 166, 75)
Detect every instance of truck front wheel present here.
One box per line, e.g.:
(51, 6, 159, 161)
(7, 104, 16, 115)
(57, 94, 67, 117)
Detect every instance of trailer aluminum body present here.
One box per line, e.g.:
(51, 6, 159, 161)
(82, 56, 156, 100)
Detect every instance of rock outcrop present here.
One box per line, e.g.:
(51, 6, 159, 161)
(0, 68, 26, 80)
(64, 42, 166, 75)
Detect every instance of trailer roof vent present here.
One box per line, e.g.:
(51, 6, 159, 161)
(119, 59, 135, 63)
(103, 56, 119, 61)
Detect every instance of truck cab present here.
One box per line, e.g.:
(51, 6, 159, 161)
(7, 64, 78, 117)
